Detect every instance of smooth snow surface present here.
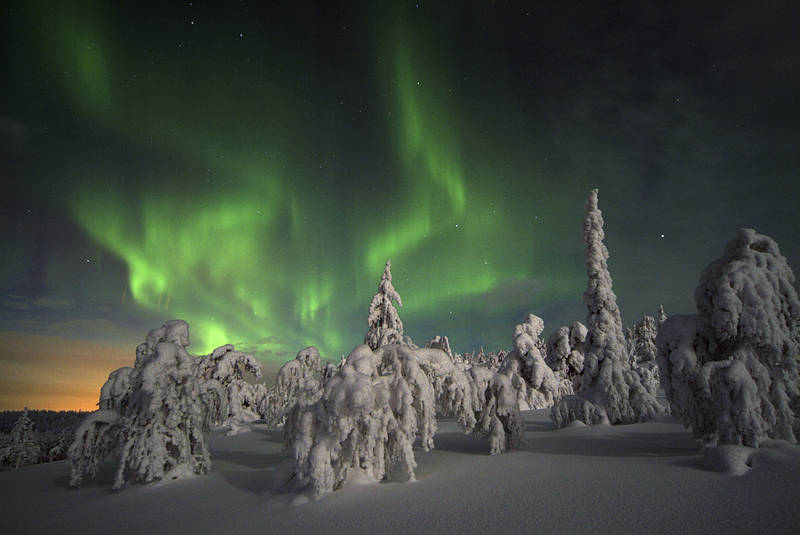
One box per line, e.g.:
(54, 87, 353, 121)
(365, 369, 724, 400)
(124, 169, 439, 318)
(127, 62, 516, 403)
(3, 408, 798, 535)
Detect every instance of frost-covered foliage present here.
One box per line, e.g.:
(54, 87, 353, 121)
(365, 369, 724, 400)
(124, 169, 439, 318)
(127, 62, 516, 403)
(262, 347, 324, 428)
(0, 408, 41, 470)
(552, 189, 663, 427)
(500, 314, 573, 410)
(69, 320, 229, 489)
(547, 322, 586, 385)
(283, 343, 436, 496)
(657, 229, 800, 447)
(414, 348, 476, 432)
(365, 259, 405, 350)
(197, 344, 266, 432)
(458, 347, 505, 372)
(467, 367, 523, 454)
(425, 335, 453, 359)
(412, 345, 526, 455)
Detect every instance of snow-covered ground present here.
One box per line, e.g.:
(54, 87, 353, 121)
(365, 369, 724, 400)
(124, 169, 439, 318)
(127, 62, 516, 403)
(1, 408, 798, 535)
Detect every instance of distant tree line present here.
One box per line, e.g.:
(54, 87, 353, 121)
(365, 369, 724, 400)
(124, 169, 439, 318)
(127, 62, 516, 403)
(0, 409, 88, 470)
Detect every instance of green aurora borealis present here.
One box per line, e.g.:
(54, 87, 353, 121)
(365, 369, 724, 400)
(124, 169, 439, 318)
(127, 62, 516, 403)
(2, 1, 799, 408)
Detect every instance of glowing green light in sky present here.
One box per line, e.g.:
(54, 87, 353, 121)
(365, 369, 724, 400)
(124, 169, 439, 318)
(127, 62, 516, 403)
(31, 1, 585, 362)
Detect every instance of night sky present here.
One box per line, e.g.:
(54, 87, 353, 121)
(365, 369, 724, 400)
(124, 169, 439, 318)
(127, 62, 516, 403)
(1, 1, 798, 410)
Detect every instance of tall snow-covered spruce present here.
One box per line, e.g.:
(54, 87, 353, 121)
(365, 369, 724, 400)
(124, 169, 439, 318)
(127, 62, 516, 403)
(657, 229, 800, 447)
(365, 259, 405, 350)
(551, 189, 664, 427)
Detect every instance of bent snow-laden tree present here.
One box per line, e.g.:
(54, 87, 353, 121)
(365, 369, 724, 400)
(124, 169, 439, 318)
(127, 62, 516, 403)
(657, 229, 800, 447)
(283, 343, 436, 496)
(413, 343, 527, 455)
(196, 344, 267, 434)
(261, 346, 324, 428)
(468, 366, 524, 454)
(414, 347, 477, 432)
(500, 314, 573, 410)
(552, 189, 664, 427)
(69, 320, 231, 489)
(365, 259, 405, 350)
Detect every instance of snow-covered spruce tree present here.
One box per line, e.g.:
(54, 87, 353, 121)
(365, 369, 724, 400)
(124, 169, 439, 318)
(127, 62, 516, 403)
(657, 304, 668, 326)
(69, 320, 228, 489)
(500, 314, 573, 410)
(365, 259, 405, 350)
(197, 344, 267, 434)
(283, 343, 436, 496)
(631, 316, 659, 367)
(551, 189, 664, 427)
(261, 346, 324, 428)
(5, 408, 41, 469)
(656, 229, 800, 447)
(629, 315, 661, 398)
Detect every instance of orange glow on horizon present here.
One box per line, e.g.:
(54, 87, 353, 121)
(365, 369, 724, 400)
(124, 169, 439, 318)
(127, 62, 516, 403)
(0, 331, 133, 411)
